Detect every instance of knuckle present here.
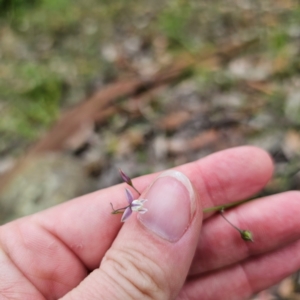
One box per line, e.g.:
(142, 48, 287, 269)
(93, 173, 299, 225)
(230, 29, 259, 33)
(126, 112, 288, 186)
(101, 246, 169, 300)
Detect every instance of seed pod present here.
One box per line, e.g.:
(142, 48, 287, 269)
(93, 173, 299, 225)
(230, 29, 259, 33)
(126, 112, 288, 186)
(240, 230, 254, 242)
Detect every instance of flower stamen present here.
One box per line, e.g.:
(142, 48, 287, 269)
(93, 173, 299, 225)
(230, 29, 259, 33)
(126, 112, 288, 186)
(110, 188, 148, 222)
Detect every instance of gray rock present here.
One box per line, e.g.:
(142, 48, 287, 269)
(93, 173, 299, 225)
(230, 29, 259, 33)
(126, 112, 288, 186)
(0, 154, 94, 224)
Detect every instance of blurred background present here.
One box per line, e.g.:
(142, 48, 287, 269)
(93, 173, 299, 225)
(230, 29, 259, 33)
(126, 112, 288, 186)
(1, 0, 300, 298)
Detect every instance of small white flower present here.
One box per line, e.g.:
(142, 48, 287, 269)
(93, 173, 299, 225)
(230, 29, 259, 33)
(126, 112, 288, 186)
(131, 199, 148, 213)
(121, 189, 148, 222)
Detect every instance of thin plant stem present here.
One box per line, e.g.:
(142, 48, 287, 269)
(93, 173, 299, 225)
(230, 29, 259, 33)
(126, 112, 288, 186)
(118, 168, 141, 196)
(131, 185, 141, 196)
(202, 198, 254, 213)
(220, 209, 242, 233)
(110, 203, 127, 214)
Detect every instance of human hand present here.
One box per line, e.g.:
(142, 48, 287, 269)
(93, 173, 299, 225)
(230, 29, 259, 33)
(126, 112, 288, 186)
(1, 146, 300, 300)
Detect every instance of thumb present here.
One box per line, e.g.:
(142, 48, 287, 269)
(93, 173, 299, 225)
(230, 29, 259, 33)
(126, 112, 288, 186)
(63, 170, 202, 300)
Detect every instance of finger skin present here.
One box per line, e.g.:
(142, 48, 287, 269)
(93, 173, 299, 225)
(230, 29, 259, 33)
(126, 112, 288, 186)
(37, 146, 274, 268)
(190, 191, 300, 275)
(0, 146, 273, 298)
(179, 236, 300, 300)
(0, 221, 87, 299)
(0, 246, 45, 300)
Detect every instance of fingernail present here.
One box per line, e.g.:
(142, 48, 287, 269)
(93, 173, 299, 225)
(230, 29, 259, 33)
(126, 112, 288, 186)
(138, 170, 196, 242)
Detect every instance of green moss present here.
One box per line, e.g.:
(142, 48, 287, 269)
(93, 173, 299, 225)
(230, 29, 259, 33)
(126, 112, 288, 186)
(266, 29, 290, 55)
(0, 65, 63, 140)
(158, 1, 194, 51)
(0, 0, 40, 17)
(136, 150, 148, 164)
(266, 89, 286, 118)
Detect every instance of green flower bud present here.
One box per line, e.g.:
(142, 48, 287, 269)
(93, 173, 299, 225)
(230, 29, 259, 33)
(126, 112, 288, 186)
(240, 230, 254, 242)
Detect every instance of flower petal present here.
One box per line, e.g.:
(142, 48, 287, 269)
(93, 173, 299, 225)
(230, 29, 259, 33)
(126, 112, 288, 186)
(125, 188, 134, 204)
(131, 199, 142, 206)
(121, 207, 132, 222)
(138, 208, 148, 214)
(131, 200, 144, 211)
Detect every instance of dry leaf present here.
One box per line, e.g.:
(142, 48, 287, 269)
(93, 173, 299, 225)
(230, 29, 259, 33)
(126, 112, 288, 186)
(158, 111, 191, 131)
